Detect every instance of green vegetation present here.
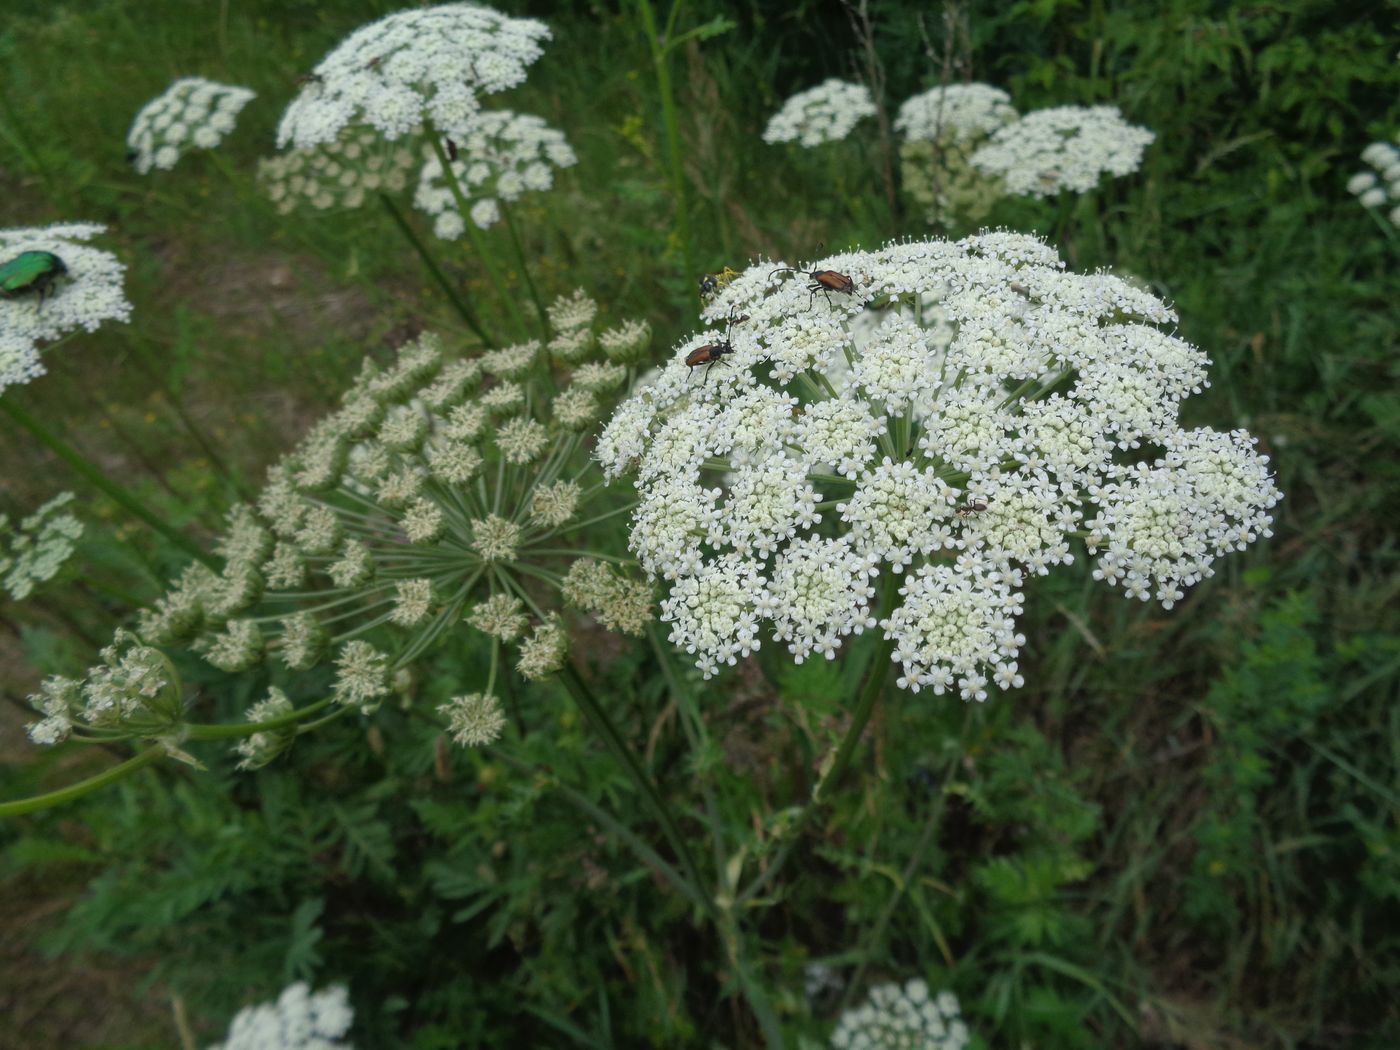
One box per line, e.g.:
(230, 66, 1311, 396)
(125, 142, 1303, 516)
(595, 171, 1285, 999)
(2, 1, 1398, 1046)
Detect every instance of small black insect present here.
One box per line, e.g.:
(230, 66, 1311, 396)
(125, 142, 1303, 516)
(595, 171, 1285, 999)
(768, 262, 858, 310)
(955, 500, 988, 517)
(698, 273, 719, 299)
(445, 138, 459, 162)
(685, 308, 748, 385)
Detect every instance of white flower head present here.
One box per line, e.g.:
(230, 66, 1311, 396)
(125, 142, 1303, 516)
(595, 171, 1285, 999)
(763, 79, 876, 148)
(831, 979, 970, 1050)
(258, 126, 419, 214)
(972, 104, 1155, 198)
(207, 981, 354, 1050)
(277, 3, 551, 150)
(1, 492, 83, 601)
(1, 223, 131, 395)
(895, 83, 1017, 143)
(1352, 140, 1400, 227)
(127, 77, 255, 173)
(601, 235, 1279, 697)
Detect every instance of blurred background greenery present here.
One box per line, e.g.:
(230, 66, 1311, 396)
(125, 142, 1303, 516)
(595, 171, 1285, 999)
(1, 0, 1398, 1046)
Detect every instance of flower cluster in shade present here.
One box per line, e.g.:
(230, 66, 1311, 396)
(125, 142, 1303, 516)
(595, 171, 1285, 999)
(894, 84, 1017, 144)
(830, 980, 970, 1050)
(970, 104, 1155, 198)
(1, 492, 83, 601)
(598, 233, 1280, 698)
(1348, 139, 1400, 228)
(894, 84, 1017, 229)
(207, 982, 354, 1050)
(126, 77, 255, 174)
(763, 79, 877, 148)
(22, 295, 648, 756)
(258, 127, 419, 213)
(1, 223, 132, 395)
(276, 3, 551, 150)
(414, 110, 577, 236)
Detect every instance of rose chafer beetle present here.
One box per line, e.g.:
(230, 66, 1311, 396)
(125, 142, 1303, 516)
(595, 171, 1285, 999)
(0, 251, 69, 306)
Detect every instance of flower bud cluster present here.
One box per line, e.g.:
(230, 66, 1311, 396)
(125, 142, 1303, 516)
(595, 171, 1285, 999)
(599, 234, 1279, 696)
(1, 492, 83, 601)
(1, 223, 132, 395)
(763, 79, 877, 148)
(126, 76, 255, 173)
(831, 979, 970, 1050)
(1348, 139, 1400, 228)
(26, 631, 181, 745)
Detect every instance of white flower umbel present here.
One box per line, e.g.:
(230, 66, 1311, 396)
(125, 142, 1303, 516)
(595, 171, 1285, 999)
(972, 104, 1155, 198)
(0, 223, 131, 395)
(0, 492, 83, 601)
(208, 981, 354, 1050)
(600, 234, 1280, 697)
(1349, 139, 1400, 228)
(763, 79, 877, 148)
(414, 110, 577, 236)
(126, 77, 255, 174)
(831, 979, 971, 1050)
(895, 83, 1017, 143)
(276, 3, 551, 150)
(258, 126, 419, 214)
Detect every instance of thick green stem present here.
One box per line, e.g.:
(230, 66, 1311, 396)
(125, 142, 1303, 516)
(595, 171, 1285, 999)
(636, 0, 698, 297)
(377, 191, 494, 347)
(0, 398, 215, 567)
(0, 745, 164, 818)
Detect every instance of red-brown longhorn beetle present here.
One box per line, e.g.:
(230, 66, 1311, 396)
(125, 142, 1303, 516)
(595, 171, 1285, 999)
(768, 263, 858, 310)
(685, 308, 748, 385)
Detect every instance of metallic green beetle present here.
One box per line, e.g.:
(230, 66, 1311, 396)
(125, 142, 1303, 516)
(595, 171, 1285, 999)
(0, 251, 69, 305)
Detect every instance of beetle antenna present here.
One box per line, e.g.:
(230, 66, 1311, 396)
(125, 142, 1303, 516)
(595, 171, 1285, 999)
(768, 266, 802, 281)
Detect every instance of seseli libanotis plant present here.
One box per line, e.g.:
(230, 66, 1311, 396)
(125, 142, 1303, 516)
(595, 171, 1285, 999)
(125, 76, 256, 174)
(24, 291, 653, 766)
(970, 104, 1155, 199)
(598, 232, 1280, 698)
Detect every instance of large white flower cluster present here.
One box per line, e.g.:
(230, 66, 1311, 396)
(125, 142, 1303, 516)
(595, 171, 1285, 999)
(277, 3, 551, 149)
(831, 979, 970, 1050)
(0, 223, 132, 395)
(126, 77, 255, 174)
(971, 104, 1154, 198)
(598, 234, 1280, 696)
(1348, 139, 1400, 228)
(413, 110, 577, 236)
(207, 981, 354, 1050)
(894, 83, 1017, 143)
(763, 79, 877, 148)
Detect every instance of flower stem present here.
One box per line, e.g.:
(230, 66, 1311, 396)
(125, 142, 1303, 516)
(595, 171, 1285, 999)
(377, 191, 494, 347)
(184, 696, 334, 740)
(0, 397, 216, 568)
(0, 745, 164, 818)
(500, 200, 550, 338)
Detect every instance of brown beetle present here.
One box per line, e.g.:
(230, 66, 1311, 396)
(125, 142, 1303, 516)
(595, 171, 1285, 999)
(768, 263, 858, 310)
(685, 309, 748, 385)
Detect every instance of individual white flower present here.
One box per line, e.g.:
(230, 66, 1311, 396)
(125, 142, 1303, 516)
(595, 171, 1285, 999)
(601, 234, 1279, 695)
(831, 979, 971, 1050)
(126, 77, 255, 173)
(1, 223, 131, 395)
(763, 79, 876, 147)
(207, 981, 354, 1050)
(971, 104, 1155, 198)
(895, 83, 1017, 143)
(0, 492, 83, 601)
(276, 3, 551, 149)
(414, 110, 576, 236)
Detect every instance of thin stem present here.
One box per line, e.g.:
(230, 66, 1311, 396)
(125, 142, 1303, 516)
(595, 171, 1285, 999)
(185, 696, 334, 740)
(0, 745, 164, 818)
(500, 200, 550, 337)
(378, 191, 494, 347)
(0, 398, 216, 567)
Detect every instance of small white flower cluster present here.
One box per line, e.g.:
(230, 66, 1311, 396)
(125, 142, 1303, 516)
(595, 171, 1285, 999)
(26, 631, 179, 746)
(259, 127, 418, 214)
(599, 234, 1280, 696)
(763, 79, 877, 148)
(413, 110, 577, 236)
(276, 3, 551, 150)
(207, 981, 354, 1050)
(1, 491, 83, 601)
(971, 104, 1155, 198)
(1, 223, 131, 395)
(126, 76, 255, 174)
(438, 692, 506, 747)
(1348, 139, 1400, 227)
(894, 83, 1017, 143)
(830, 980, 970, 1050)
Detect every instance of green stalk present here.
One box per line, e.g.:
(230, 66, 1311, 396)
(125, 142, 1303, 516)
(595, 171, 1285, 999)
(0, 398, 216, 567)
(0, 745, 164, 818)
(500, 201, 551, 338)
(635, 0, 698, 296)
(185, 696, 334, 740)
(377, 191, 494, 347)
(424, 128, 530, 339)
